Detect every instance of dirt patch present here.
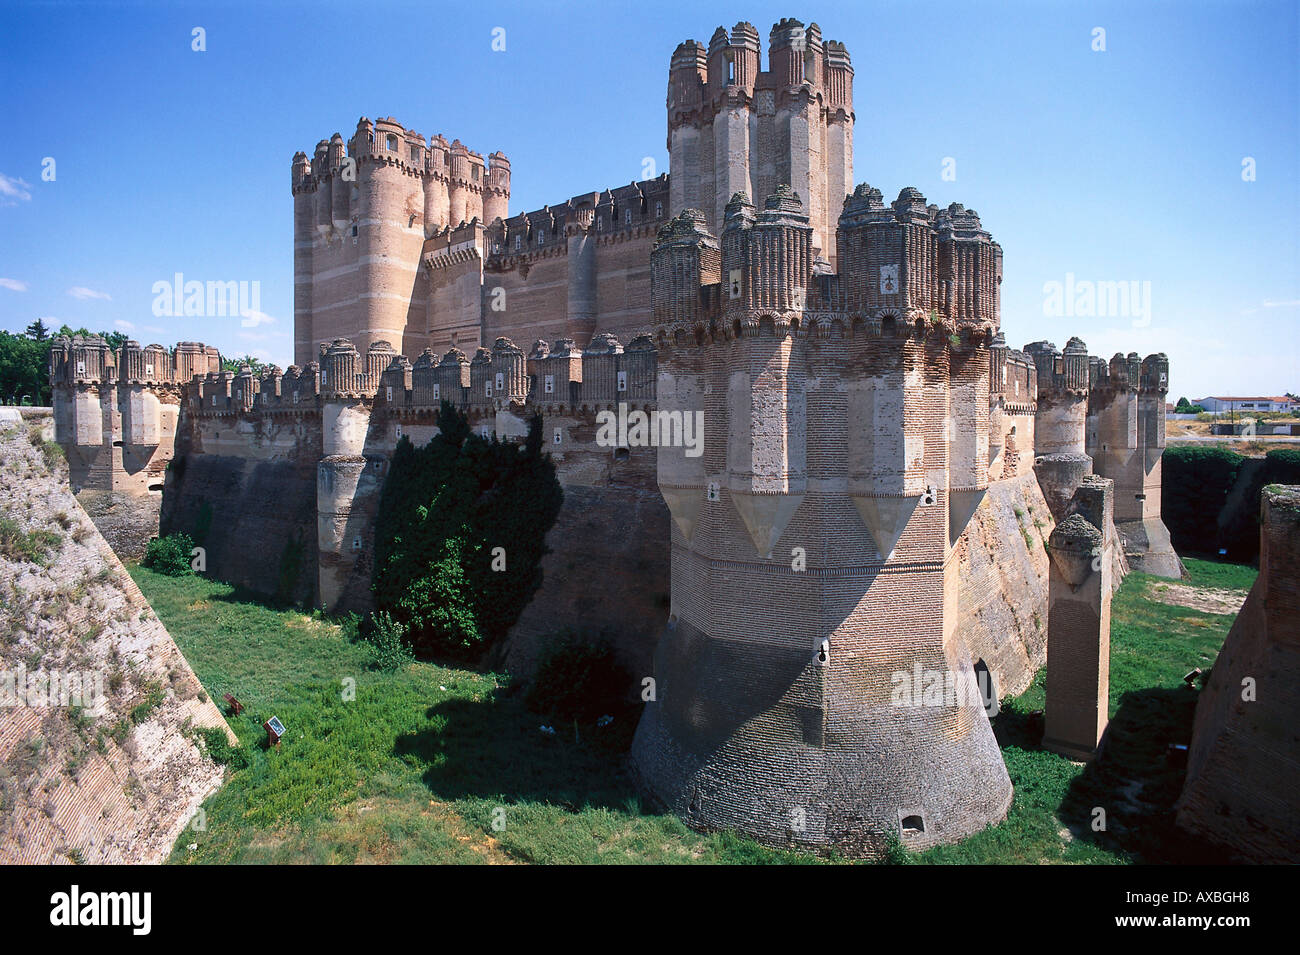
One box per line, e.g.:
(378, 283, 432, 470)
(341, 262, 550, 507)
(1148, 582, 1246, 615)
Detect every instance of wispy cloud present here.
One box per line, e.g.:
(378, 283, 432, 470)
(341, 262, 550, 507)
(0, 278, 28, 292)
(67, 286, 111, 301)
(114, 319, 135, 331)
(1262, 299, 1300, 308)
(0, 173, 33, 203)
(240, 309, 275, 329)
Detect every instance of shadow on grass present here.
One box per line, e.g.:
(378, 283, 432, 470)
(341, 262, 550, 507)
(1053, 685, 1233, 864)
(394, 692, 645, 812)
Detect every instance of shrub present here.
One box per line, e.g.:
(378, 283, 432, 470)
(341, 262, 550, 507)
(195, 725, 248, 768)
(373, 402, 563, 660)
(525, 631, 635, 724)
(143, 533, 197, 577)
(366, 611, 414, 672)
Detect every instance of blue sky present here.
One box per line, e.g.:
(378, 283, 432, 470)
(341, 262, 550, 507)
(1, 0, 1296, 400)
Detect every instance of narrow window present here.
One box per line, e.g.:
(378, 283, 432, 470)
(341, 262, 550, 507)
(901, 814, 925, 834)
(433, 383, 440, 400)
(624, 209, 632, 225)
(514, 234, 521, 251)
(385, 385, 393, 402)
(655, 201, 662, 219)
(385, 134, 398, 151)
(544, 374, 554, 394)
(617, 370, 627, 392)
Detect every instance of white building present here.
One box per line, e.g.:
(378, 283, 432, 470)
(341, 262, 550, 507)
(1196, 395, 1296, 413)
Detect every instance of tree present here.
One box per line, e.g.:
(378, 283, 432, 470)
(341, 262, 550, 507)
(25, 319, 49, 341)
(372, 401, 563, 660)
(220, 354, 265, 373)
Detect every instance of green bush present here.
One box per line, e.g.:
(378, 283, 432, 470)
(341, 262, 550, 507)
(525, 631, 635, 724)
(366, 611, 415, 672)
(195, 725, 248, 769)
(373, 401, 563, 660)
(143, 533, 197, 577)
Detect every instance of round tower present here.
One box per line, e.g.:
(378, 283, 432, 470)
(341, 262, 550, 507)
(483, 151, 510, 225)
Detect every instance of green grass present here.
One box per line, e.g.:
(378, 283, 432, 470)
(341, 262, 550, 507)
(131, 557, 1255, 865)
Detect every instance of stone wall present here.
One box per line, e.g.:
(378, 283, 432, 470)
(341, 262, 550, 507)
(0, 409, 233, 864)
(1176, 485, 1300, 862)
(159, 412, 321, 607)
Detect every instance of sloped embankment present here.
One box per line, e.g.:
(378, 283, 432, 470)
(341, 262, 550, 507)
(0, 408, 234, 864)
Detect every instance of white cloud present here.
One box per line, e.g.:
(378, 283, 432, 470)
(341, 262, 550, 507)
(0, 173, 33, 203)
(1262, 299, 1300, 309)
(240, 309, 275, 329)
(67, 286, 111, 301)
(114, 319, 135, 331)
(0, 278, 28, 292)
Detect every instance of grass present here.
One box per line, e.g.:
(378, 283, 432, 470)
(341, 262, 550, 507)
(131, 555, 1256, 865)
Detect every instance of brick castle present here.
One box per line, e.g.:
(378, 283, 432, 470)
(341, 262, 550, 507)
(50, 16, 1181, 855)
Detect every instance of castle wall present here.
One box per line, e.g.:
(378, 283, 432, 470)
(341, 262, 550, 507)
(160, 411, 321, 607)
(1176, 486, 1300, 862)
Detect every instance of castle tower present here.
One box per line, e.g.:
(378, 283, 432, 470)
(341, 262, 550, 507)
(1085, 351, 1182, 577)
(316, 339, 383, 610)
(631, 198, 1012, 857)
(292, 120, 507, 367)
(667, 18, 855, 269)
(484, 152, 511, 225)
(1027, 337, 1093, 520)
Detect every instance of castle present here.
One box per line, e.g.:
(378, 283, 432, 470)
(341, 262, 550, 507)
(50, 16, 1180, 855)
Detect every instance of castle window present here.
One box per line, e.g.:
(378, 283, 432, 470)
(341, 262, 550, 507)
(211, 395, 217, 406)
(76, 361, 85, 375)
(538, 230, 544, 245)
(655, 201, 662, 219)
(726, 56, 735, 84)
(495, 372, 505, 392)
(554, 428, 562, 445)
(597, 216, 604, 232)
(352, 224, 358, 237)
(515, 234, 522, 251)
(617, 371, 627, 392)
(625, 209, 632, 225)
(614, 447, 629, 462)
(486, 380, 493, 397)
(386, 385, 393, 402)
(145, 363, 154, 376)
(385, 134, 398, 152)
(472, 166, 479, 181)
(901, 814, 925, 835)
(352, 536, 362, 551)
(410, 145, 419, 162)
(433, 383, 440, 400)
(544, 374, 554, 394)
(395, 424, 402, 438)
(293, 390, 299, 404)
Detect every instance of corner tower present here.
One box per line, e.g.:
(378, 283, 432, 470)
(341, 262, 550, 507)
(631, 189, 1012, 858)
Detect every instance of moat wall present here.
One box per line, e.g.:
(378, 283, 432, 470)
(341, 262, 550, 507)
(159, 413, 320, 607)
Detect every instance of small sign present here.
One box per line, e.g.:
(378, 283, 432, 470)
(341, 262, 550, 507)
(264, 716, 286, 747)
(223, 693, 243, 716)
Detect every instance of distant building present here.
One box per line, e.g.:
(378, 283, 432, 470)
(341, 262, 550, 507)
(1196, 396, 1295, 413)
